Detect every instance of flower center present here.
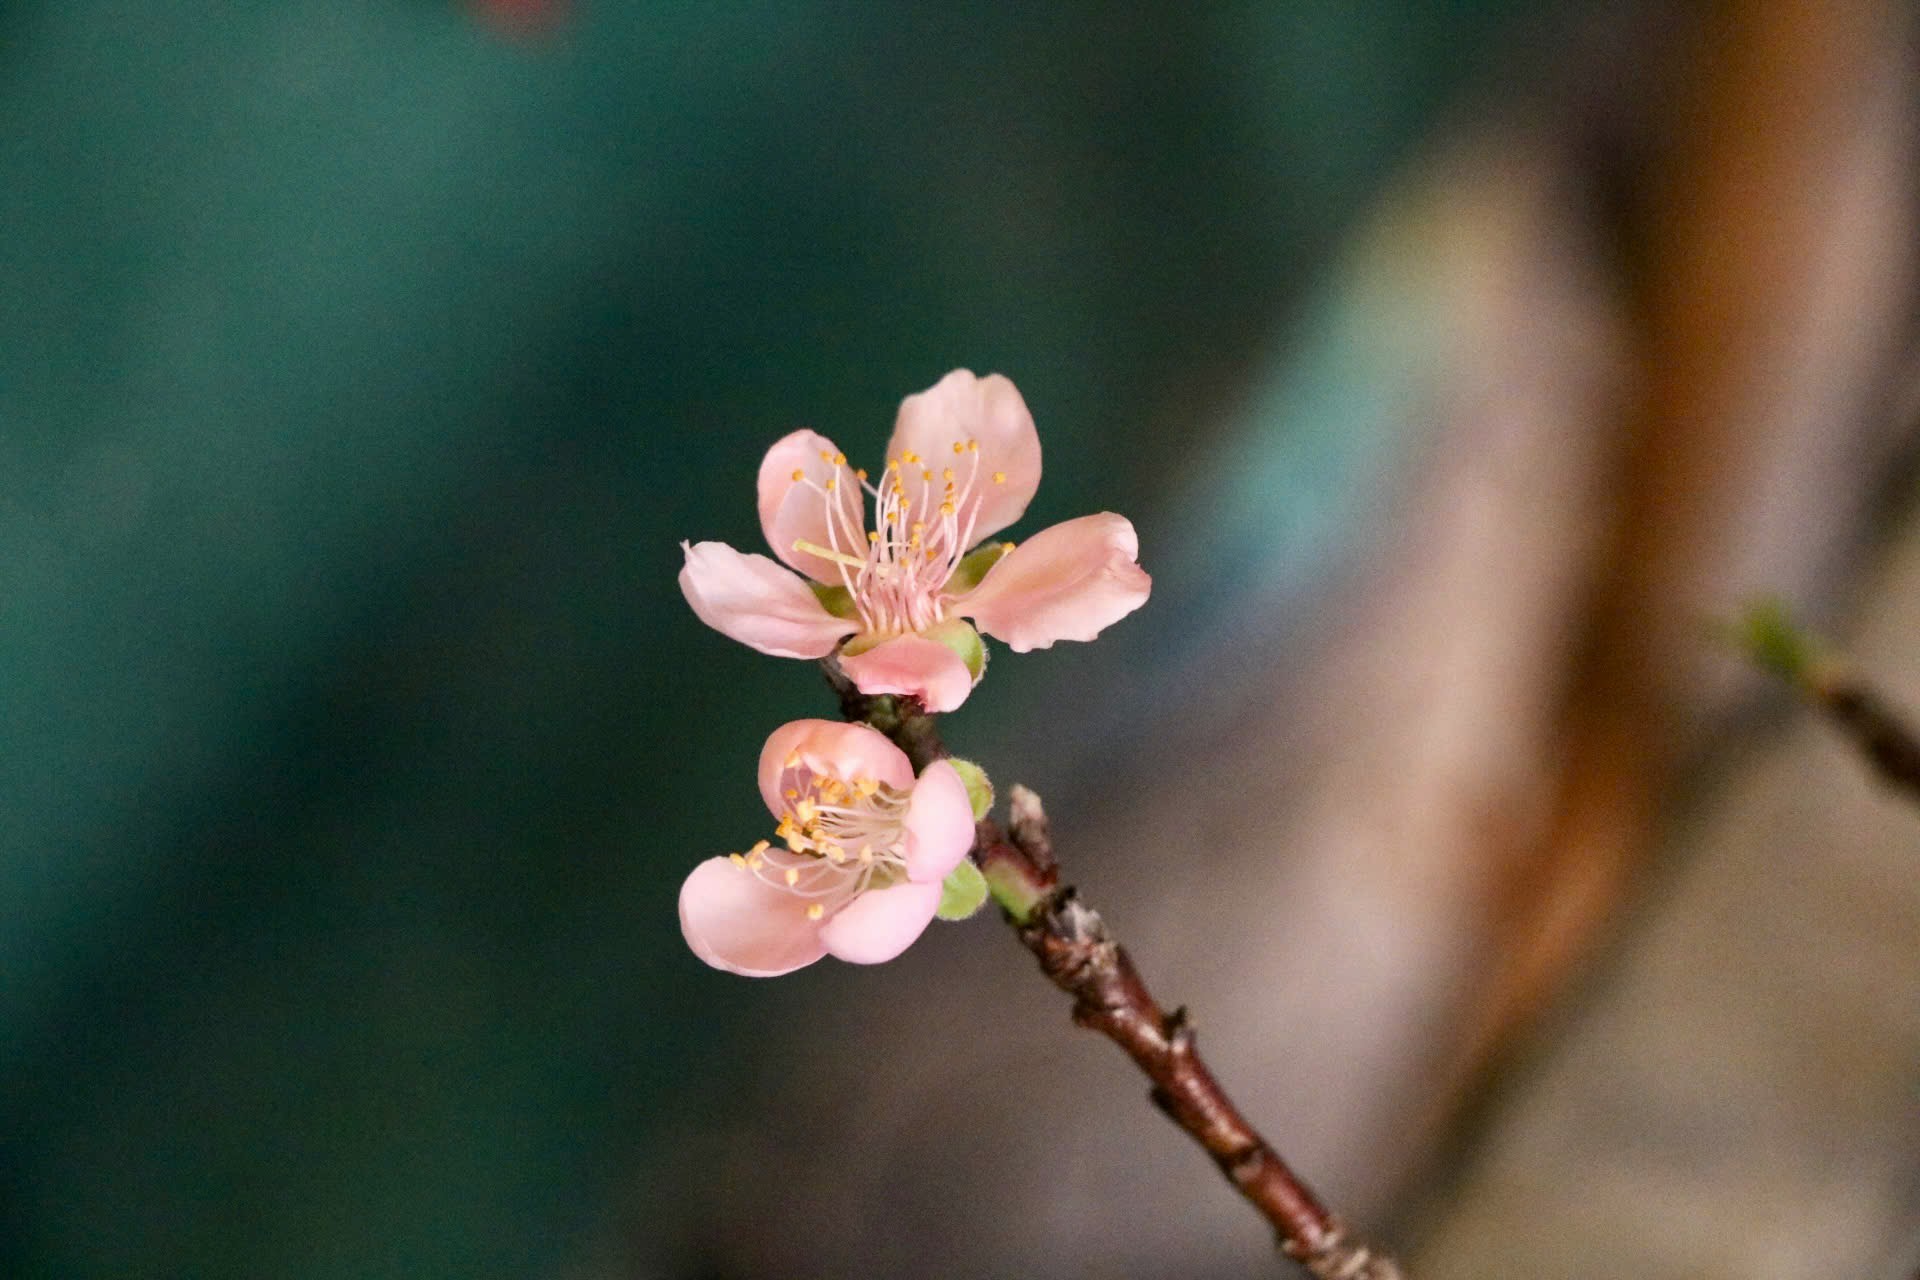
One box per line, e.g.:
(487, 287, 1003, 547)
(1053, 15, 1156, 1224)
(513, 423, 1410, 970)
(731, 755, 912, 919)
(789, 440, 1007, 637)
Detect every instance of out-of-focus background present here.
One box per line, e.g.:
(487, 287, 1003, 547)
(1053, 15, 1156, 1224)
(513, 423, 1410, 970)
(4, 3, 1918, 1277)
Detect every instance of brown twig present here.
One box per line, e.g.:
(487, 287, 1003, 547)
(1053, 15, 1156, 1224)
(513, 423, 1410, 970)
(1806, 673, 1920, 799)
(821, 658, 1404, 1278)
(1731, 601, 1920, 801)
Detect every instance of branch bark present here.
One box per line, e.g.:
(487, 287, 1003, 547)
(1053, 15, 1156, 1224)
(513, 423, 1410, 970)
(1808, 672, 1920, 799)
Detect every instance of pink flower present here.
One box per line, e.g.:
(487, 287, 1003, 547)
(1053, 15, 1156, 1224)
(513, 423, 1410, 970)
(678, 719, 977, 976)
(679, 369, 1152, 711)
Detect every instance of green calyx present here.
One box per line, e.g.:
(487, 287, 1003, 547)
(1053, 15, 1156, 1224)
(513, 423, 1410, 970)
(946, 541, 1012, 595)
(947, 758, 994, 820)
(921, 618, 987, 680)
(936, 860, 989, 921)
(809, 582, 860, 620)
(1729, 597, 1820, 684)
(841, 619, 986, 681)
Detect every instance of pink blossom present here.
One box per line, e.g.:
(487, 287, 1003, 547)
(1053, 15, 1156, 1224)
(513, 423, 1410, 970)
(678, 720, 976, 976)
(679, 369, 1152, 711)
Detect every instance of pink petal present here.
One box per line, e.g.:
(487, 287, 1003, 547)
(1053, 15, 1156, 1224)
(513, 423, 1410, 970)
(900, 759, 975, 882)
(679, 856, 829, 977)
(838, 633, 977, 713)
(679, 541, 858, 658)
(957, 513, 1151, 653)
(757, 429, 867, 585)
(757, 719, 914, 818)
(817, 880, 943, 965)
(885, 370, 1041, 544)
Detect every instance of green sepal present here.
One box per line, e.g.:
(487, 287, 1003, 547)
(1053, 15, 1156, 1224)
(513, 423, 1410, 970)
(809, 582, 860, 620)
(1728, 596, 1820, 684)
(947, 758, 994, 820)
(946, 541, 1012, 595)
(935, 860, 989, 921)
(921, 618, 987, 680)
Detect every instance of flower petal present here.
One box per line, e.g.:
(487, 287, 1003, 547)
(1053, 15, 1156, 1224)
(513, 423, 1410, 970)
(758, 429, 868, 584)
(886, 370, 1041, 544)
(900, 759, 975, 882)
(957, 513, 1151, 653)
(679, 541, 858, 659)
(679, 856, 829, 977)
(757, 719, 914, 818)
(817, 879, 943, 965)
(838, 633, 977, 713)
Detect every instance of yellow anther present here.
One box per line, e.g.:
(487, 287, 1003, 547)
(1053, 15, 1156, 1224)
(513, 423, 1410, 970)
(795, 799, 817, 824)
(967, 440, 979, 452)
(993, 471, 1007, 484)
(903, 451, 921, 464)
(747, 854, 765, 871)
(866, 530, 880, 544)
(825, 478, 838, 491)
(825, 845, 844, 863)
(749, 839, 770, 856)
(806, 903, 825, 920)
(784, 867, 800, 886)
(921, 470, 933, 484)
(942, 468, 955, 483)
(887, 458, 901, 471)
(791, 468, 805, 482)
(832, 452, 846, 465)
(854, 468, 868, 481)
(939, 501, 956, 517)
(853, 777, 878, 797)
(784, 751, 801, 768)
(819, 449, 833, 462)
(952, 440, 965, 454)
(729, 853, 746, 867)
(784, 788, 797, 799)
(1001, 541, 1016, 553)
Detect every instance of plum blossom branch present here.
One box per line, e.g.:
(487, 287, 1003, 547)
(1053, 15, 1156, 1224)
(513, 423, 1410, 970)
(823, 658, 1406, 1279)
(1734, 599, 1920, 801)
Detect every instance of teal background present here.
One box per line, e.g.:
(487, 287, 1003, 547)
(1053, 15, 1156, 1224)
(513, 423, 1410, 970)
(2, 3, 1537, 1274)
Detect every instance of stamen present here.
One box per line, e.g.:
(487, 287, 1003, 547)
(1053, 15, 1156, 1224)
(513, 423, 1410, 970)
(729, 853, 746, 867)
(993, 471, 1006, 484)
(806, 903, 825, 920)
(791, 469, 805, 482)
(784, 867, 800, 886)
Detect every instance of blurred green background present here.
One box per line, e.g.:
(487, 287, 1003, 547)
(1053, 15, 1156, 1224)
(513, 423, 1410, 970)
(1, 3, 1539, 1275)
